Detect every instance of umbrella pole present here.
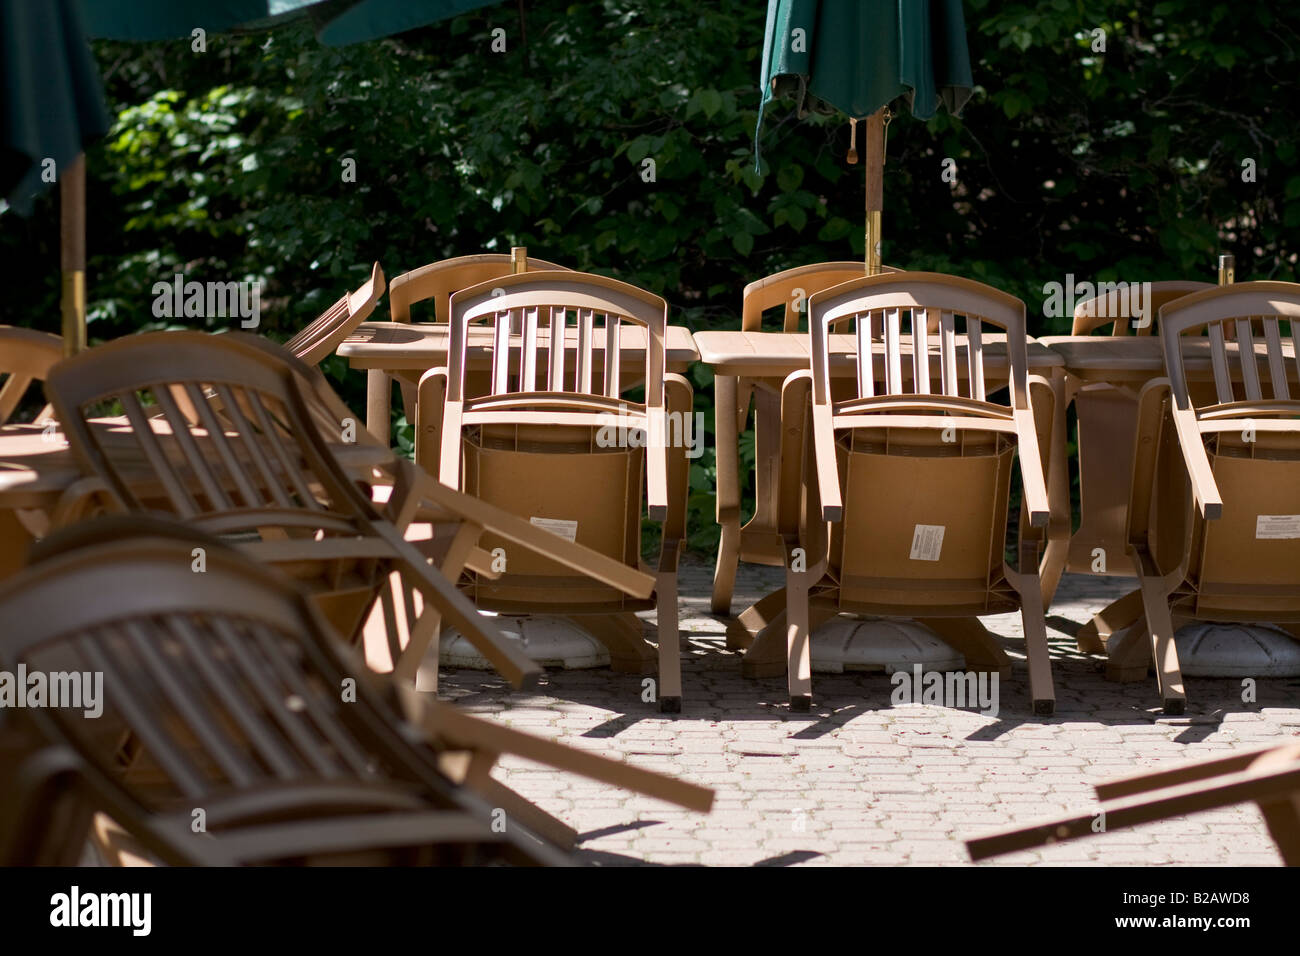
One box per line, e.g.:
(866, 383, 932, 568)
(59, 154, 87, 356)
(864, 109, 885, 276)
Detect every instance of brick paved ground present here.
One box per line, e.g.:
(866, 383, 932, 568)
(441, 558, 1300, 866)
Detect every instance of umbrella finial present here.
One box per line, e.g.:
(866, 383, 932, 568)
(1217, 254, 1235, 286)
(847, 118, 858, 165)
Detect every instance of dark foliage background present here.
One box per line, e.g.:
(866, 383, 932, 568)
(2, 0, 1296, 549)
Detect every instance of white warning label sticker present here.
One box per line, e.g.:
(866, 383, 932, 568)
(530, 516, 579, 542)
(1255, 515, 1300, 539)
(909, 524, 946, 561)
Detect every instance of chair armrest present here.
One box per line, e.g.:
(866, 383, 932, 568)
(645, 405, 669, 521)
(1013, 405, 1051, 528)
(802, 374, 842, 522)
(392, 458, 655, 600)
(777, 370, 814, 535)
(1169, 400, 1224, 521)
(399, 687, 714, 812)
(656, 372, 694, 544)
(415, 366, 448, 479)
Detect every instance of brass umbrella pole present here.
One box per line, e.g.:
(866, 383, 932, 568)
(59, 154, 87, 356)
(862, 107, 890, 277)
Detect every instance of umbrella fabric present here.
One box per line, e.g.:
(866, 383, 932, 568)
(78, 1, 338, 41)
(1, 0, 111, 213)
(78, 0, 505, 45)
(755, 0, 973, 161)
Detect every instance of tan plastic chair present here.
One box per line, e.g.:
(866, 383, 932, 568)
(1109, 281, 1300, 713)
(1060, 282, 1215, 589)
(759, 272, 1055, 713)
(283, 262, 386, 366)
(432, 271, 692, 712)
(42, 330, 544, 689)
(713, 262, 902, 616)
(383, 252, 571, 418)
(968, 742, 1300, 864)
(0, 325, 62, 425)
(0, 326, 64, 578)
(0, 520, 711, 865)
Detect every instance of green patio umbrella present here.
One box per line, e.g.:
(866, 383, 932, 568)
(755, 0, 973, 274)
(2, 0, 508, 354)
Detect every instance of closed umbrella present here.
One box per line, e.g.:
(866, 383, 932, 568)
(755, 0, 974, 274)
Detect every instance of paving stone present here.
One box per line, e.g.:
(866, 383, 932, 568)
(437, 561, 1300, 867)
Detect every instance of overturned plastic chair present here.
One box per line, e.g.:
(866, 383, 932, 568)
(430, 271, 693, 712)
(1107, 281, 1300, 712)
(755, 272, 1056, 713)
(0, 519, 711, 865)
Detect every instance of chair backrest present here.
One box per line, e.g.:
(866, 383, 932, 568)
(0, 519, 552, 866)
(439, 272, 670, 599)
(807, 271, 1031, 413)
(446, 270, 667, 408)
(1159, 281, 1300, 413)
(0, 325, 63, 424)
(1072, 280, 1213, 335)
(742, 262, 903, 332)
(283, 262, 385, 366)
(44, 331, 378, 536)
(389, 253, 570, 325)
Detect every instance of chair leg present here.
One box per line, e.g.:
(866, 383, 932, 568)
(1008, 564, 1056, 715)
(574, 613, 657, 675)
(655, 569, 683, 713)
(711, 373, 741, 616)
(785, 568, 813, 712)
(731, 587, 787, 651)
(1077, 588, 1144, 653)
(918, 617, 1012, 677)
(1137, 574, 1186, 714)
(712, 522, 740, 617)
(1258, 797, 1300, 866)
(464, 762, 578, 852)
(1104, 620, 1154, 683)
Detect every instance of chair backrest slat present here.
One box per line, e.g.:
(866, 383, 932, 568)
(547, 306, 565, 390)
(1206, 322, 1234, 404)
(1235, 318, 1263, 401)
(967, 315, 985, 402)
(122, 618, 259, 787)
(185, 383, 264, 508)
(170, 615, 304, 780)
(939, 311, 958, 397)
(492, 311, 511, 394)
(1262, 318, 1291, 400)
(118, 390, 200, 518)
(78, 628, 212, 798)
(603, 313, 621, 399)
(521, 306, 539, 392)
(884, 308, 903, 394)
(576, 308, 594, 392)
(210, 384, 293, 509)
(245, 390, 320, 510)
(856, 312, 873, 398)
(913, 308, 931, 394)
(151, 385, 234, 512)
(237, 618, 374, 779)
